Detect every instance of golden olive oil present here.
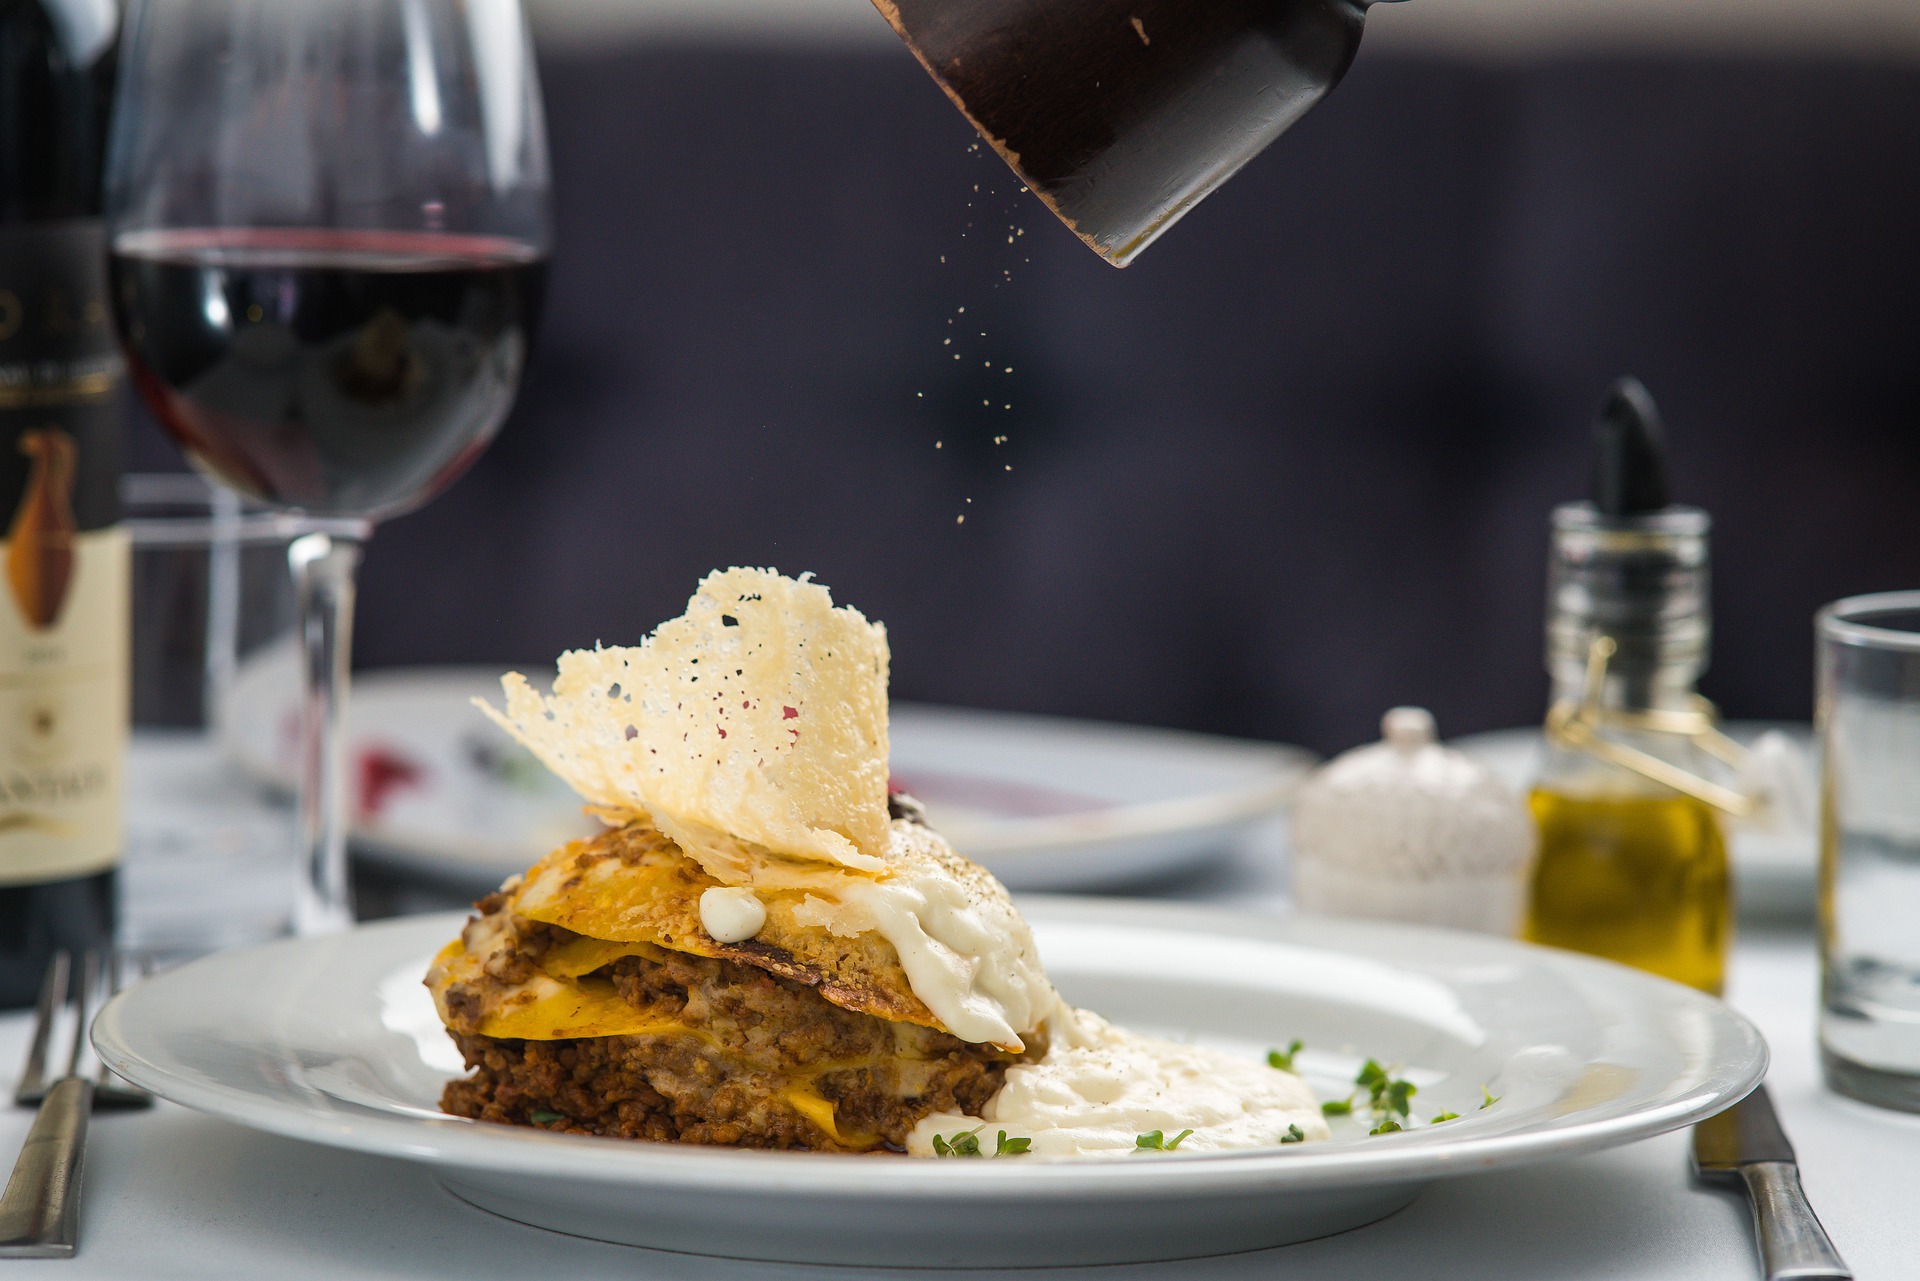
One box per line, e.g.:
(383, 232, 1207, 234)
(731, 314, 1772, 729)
(1524, 786, 1730, 994)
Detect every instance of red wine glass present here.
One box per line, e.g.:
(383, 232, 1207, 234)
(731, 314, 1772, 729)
(104, 0, 551, 933)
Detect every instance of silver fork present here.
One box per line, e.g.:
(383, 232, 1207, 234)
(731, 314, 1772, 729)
(14, 951, 153, 1111)
(0, 950, 151, 1258)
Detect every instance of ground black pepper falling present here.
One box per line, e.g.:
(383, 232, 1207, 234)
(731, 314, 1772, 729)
(912, 136, 1036, 527)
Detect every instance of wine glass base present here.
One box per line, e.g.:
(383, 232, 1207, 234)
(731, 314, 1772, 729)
(291, 898, 356, 937)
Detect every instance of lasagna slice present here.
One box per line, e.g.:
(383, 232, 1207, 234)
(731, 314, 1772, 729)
(426, 568, 1330, 1158)
(428, 813, 1044, 1152)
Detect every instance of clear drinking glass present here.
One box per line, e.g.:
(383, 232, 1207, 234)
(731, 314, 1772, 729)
(126, 474, 308, 957)
(103, 0, 550, 932)
(1817, 591, 1920, 1111)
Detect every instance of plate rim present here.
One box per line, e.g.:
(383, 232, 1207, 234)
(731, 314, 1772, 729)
(94, 898, 1767, 1199)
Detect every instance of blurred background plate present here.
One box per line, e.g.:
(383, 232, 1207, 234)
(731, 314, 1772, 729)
(1452, 723, 1817, 920)
(221, 660, 1314, 894)
(888, 704, 1314, 890)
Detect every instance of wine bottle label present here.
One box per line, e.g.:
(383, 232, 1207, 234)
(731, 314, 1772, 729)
(0, 219, 127, 886)
(0, 528, 127, 885)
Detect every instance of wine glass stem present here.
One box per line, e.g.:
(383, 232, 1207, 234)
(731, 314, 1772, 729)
(288, 528, 366, 936)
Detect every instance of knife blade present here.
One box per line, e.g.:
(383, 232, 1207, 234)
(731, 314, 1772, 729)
(1692, 1085, 1851, 1281)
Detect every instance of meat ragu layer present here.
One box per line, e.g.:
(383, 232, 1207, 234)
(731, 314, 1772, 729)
(438, 898, 1038, 1152)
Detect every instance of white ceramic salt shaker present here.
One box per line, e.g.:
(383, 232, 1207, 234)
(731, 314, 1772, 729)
(1291, 707, 1536, 936)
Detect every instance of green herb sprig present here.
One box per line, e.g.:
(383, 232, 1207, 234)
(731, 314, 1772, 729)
(1134, 1129, 1194, 1152)
(932, 1128, 984, 1157)
(1356, 1058, 1417, 1123)
(1266, 1039, 1304, 1072)
(1252, 1047, 1478, 1143)
(931, 1127, 1031, 1157)
(529, 1109, 565, 1126)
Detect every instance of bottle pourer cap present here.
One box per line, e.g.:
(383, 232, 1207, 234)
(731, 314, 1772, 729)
(1548, 378, 1710, 682)
(1591, 377, 1671, 516)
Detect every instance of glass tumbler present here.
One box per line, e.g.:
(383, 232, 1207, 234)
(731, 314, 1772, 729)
(1818, 591, 1920, 1111)
(125, 474, 311, 958)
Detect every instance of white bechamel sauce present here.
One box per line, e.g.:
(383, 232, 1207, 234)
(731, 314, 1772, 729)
(906, 1009, 1331, 1157)
(698, 887, 767, 943)
(795, 825, 1055, 1051)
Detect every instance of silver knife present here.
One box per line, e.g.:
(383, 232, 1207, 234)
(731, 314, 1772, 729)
(1692, 1084, 1851, 1281)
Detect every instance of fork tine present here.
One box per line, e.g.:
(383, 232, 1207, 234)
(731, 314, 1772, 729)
(12, 953, 70, 1108)
(63, 954, 100, 1082)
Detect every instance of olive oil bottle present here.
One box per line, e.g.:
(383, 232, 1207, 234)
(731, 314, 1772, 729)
(1523, 379, 1733, 994)
(1529, 765, 1730, 993)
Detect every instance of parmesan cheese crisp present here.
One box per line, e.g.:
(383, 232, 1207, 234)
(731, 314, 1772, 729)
(478, 568, 891, 879)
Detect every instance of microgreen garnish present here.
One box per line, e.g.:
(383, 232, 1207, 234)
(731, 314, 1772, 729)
(1280, 1124, 1306, 1144)
(1430, 1112, 1459, 1124)
(995, 1130, 1032, 1157)
(932, 1127, 985, 1157)
(1480, 1085, 1501, 1110)
(1267, 1039, 1304, 1072)
(1135, 1129, 1194, 1152)
(529, 1109, 564, 1126)
(1354, 1059, 1417, 1123)
(1370, 1120, 1403, 1135)
(1321, 1097, 1353, 1117)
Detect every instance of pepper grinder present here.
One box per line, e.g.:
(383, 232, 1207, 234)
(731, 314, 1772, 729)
(869, 0, 1409, 266)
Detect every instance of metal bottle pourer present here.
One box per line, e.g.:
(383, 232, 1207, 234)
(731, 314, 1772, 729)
(1544, 378, 1756, 818)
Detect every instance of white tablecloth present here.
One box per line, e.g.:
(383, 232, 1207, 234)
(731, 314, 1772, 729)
(3, 900, 1916, 1278)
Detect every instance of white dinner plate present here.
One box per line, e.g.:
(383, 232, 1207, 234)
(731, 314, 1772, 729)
(93, 901, 1766, 1267)
(1452, 723, 1818, 919)
(220, 659, 1315, 893)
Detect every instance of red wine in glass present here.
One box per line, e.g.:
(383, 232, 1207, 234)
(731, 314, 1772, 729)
(111, 227, 546, 520)
(106, 0, 551, 934)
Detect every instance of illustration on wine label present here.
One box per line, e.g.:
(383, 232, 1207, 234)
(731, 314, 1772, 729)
(7, 425, 79, 628)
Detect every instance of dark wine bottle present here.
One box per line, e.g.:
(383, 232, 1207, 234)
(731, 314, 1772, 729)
(0, 0, 125, 1007)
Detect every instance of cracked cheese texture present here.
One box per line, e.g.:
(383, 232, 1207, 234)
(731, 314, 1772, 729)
(478, 568, 891, 879)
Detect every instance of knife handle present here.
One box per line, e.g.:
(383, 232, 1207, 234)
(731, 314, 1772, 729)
(1739, 1162, 1851, 1281)
(0, 1077, 95, 1258)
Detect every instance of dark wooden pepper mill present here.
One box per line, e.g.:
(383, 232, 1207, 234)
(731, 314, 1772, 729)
(871, 0, 1401, 266)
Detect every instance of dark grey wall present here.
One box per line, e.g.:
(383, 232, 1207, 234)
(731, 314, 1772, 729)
(131, 46, 1920, 755)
